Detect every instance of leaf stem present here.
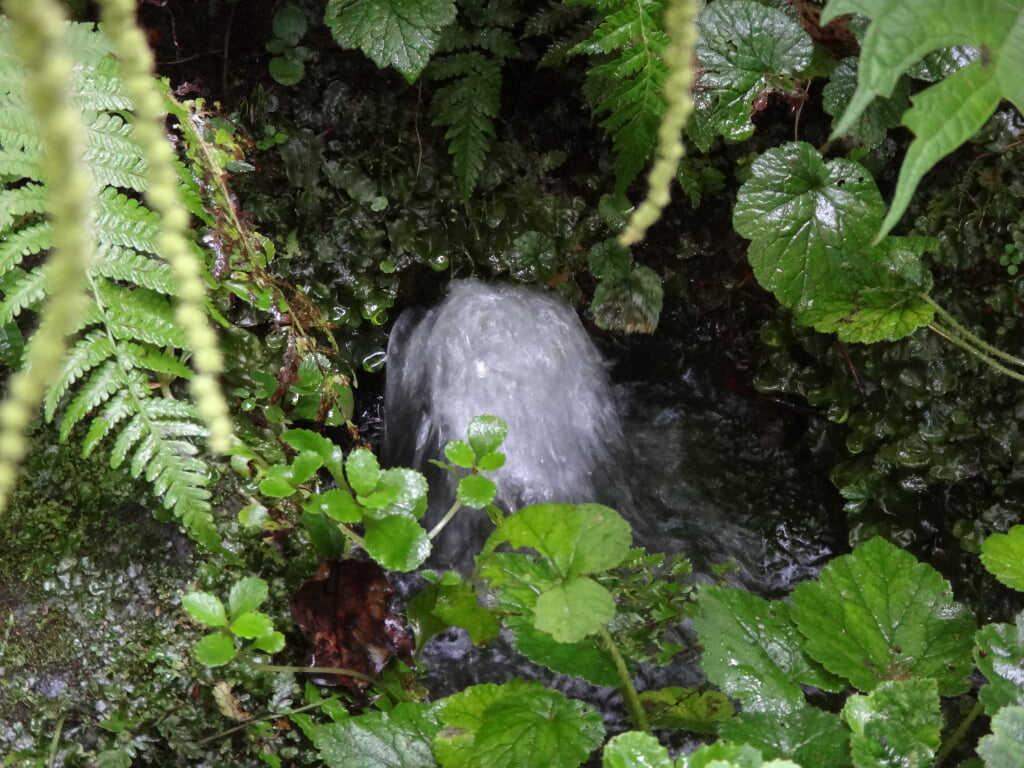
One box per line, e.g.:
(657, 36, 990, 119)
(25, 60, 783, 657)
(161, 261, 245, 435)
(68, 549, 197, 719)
(428, 500, 463, 540)
(928, 322, 1024, 385)
(935, 697, 984, 766)
(598, 626, 650, 734)
(248, 661, 375, 682)
(922, 294, 1024, 369)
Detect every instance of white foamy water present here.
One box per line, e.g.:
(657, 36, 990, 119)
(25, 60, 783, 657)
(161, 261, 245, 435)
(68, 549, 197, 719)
(384, 279, 621, 565)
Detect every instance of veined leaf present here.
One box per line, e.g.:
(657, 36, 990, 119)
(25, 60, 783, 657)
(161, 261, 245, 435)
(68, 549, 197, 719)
(791, 536, 976, 695)
(718, 707, 850, 767)
(602, 731, 674, 768)
(842, 679, 941, 768)
(690, 0, 813, 152)
(975, 612, 1024, 715)
(314, 702, 440, 768)
(980, 525, 1024, 592)
(323, 0, 457, 82)
(977, 706, 1024, 768)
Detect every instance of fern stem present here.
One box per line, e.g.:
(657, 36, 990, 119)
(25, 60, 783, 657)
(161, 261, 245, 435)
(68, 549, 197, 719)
(618, 0, 699, 247)
(97, 0, 233, 453)
(935, 697, 984, 766)
(0, 0, 94, 513)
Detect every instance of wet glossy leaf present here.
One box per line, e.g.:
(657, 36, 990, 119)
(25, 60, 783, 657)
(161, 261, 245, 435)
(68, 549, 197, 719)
(306, 488, 362, 523)
(290, 450, 323, 485)
(734, 143, 935, 342)
(466, 415, 507, 458)
(269, 57, 305, 86)
(486, 503, 632, 578)
(980, 526, 1024, 592)
(227, 577, 268, 620)
(228, 612, 272, 640)
(435, 680, 604, 768)
(639, 687, 734, 734)
(195, 633, 237, 666)
(975, 612, 1024, 714)
(445, 439, 476, 468)
(364, 515, 431, 571)
(302, 509, 348, 561)
(697, 585, 843, 714)
(821, 0, 1024, 239)
(719, 707, 849, 766)
(534, 576, 616, 643)
(591, 266, 664, 334)
(690, 0, 813, 150)
(977, 706, 1024, 768)
(252, 631, 286, 654)
(324, 0, 457, 82)
(432, 577, 501, 645)
(822, 57, 908, 149)
(602, 731, 673, 768)
(588, 239, 631, 282)
(476, 451, 505, 471)
(456, 475, 497, 509)
(791, 536, 976, 695)
(282, 428, 346, 484)
(505, 615, 619, 687)
(259, 465, 297, 498)
(360, 468, 428, 518)
(273, 5, 308, 46)
(315, 702, 439, 768)
(842, 679, 941, 768)
(182, 590, 228, 627)
(345, 448, 380, 496)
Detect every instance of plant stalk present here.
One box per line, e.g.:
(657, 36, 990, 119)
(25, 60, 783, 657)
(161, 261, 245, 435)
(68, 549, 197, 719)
(598, 626, 650, 734)
(935, 697, 985, 766)
(923, 294, 1024, 369)
(928, 322, 1024, 385)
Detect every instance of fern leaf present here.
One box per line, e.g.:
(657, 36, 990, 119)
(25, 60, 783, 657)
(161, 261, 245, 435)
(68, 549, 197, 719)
(72, 55, 132, 112)
(60, 359, 128, 441)
(0, 96, 44, 154)
(94, 283, 188, 348)
(0, 183, 47, 230)
(0, 221, 51, 275)
(83, 112, 148, 191)
(94, 189, 161, 253)
(82, 389, 134, 457)
(0, 267, 48, 325)
(571, 0, 670, 194)
(44, 331, 116, 421)
(94, 244, 176, 294)
(111, 411, 147, 469)
(120, 343, 193, 380)
(430, 59, 502, 199)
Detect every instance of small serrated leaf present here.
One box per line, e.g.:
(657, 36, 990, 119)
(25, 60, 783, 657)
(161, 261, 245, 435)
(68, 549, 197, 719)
(445, 440, 476, 468)
(534, 577, 616, 643)
(194, 634, 237, 666)
(456, 475, 496, 509)
(182, 591, 228, 627)
(980, 526, 1024, 592)
(227, 577, 269, 620)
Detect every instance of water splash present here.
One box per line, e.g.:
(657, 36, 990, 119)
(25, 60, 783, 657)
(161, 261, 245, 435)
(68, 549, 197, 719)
(384, 279, 621, 567)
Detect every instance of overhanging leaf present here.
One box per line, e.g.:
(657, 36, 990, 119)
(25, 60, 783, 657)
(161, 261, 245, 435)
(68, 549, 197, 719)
(323, 0, 457, 82)
(841, 678, 941, 768)
(505, 614, 619, 687)
(791, 536, 976, 695)
(975, 612, 1024, 714)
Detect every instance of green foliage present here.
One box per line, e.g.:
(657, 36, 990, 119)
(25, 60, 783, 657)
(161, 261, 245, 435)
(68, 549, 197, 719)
(977, 707, 1024, 768)
(267, 5, 310, 86)
(324, 0, 457, 82)
(182, 577, 285, 667)
(689, 0, 813, 152)
(0, 19, 218, 545)
(570, 0, 669, 195)
(313, 702, 440, 768)
(821, 0, 1024, 239)
(980, 525, 1024, 592)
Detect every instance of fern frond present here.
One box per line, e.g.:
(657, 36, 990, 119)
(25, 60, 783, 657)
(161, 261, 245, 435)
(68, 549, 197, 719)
(0, 183, 47, 230)
(59, 358, 128, 441)
(95, 283, 188, 348)
(94, 189, 161, 254)
(430, 59, 502, 199)
(0, 266, 49, 324)
(0, 221, 51, 273)
(44, 331, 116, 420)
(94, 244, 175, 294)
(82, 111, 148, 191)
(120, 342, 193, 380)
(571, 0, 670, 194)
(82, 388, 133, 456)
(0, 95, 45, 153)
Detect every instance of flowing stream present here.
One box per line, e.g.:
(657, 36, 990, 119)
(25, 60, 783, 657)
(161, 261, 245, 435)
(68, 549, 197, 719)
(383, 278, 842, 727)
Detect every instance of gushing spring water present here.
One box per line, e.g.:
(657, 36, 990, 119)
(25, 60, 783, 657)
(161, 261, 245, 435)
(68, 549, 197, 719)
(384, 279, 621, 567)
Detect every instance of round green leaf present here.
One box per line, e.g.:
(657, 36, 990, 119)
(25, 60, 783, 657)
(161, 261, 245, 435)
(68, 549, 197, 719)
(194, 633, 237, 667)
(259, 465, 296, 498)
(975, 613, 1024, 714)
(364, 515, 431, 571)
(445, 440, 476, 468)
(182, 590, 227, 627)
(476, 451, 505, 472)
(602, 731, 673, 768)
(227, 576, 268, 620)
(272, 5, 307, 46)
(305, 488, 362, 523)
(456, 475, 497, 509)
(346, 449, 380, 496)
(360, 468, 428, 518)
(269, 57, 305, 86)
(252, 631, 286, 654)
(977, 706, 1024, 768)
(467, 415, 508, 458)
(534, 577, 616, 643)
(230, 611, 275, 639)
(981, 525, 1024, 592)
(506, 615, 619, 687)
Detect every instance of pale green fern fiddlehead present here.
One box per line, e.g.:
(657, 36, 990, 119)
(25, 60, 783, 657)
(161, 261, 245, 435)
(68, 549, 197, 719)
(0, 0, 94, 511)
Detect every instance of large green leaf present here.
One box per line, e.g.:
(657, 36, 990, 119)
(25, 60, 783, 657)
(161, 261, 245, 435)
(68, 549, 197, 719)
(734, 142, 935, 342)
(822, 0, 1024, 239)
(975, 612, 1024, 714)
(435, 680, 604, 768)
(718, 707, 850, 767)
(485, 503, 632, 579)
(841, 679, 941, 768)
(977, 706, 1024, 768)
(791, 537, 976, 695)
(323, 0, 457, 82)
(690, 0, 813, 151)
(980, 526, 1024, 592)
(505, 615, 619, 688)
(822, 57, 909, 149)
(602, 731, 674, 768)
(696, 585, 844, 714)
(315, 702, 439, 768)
